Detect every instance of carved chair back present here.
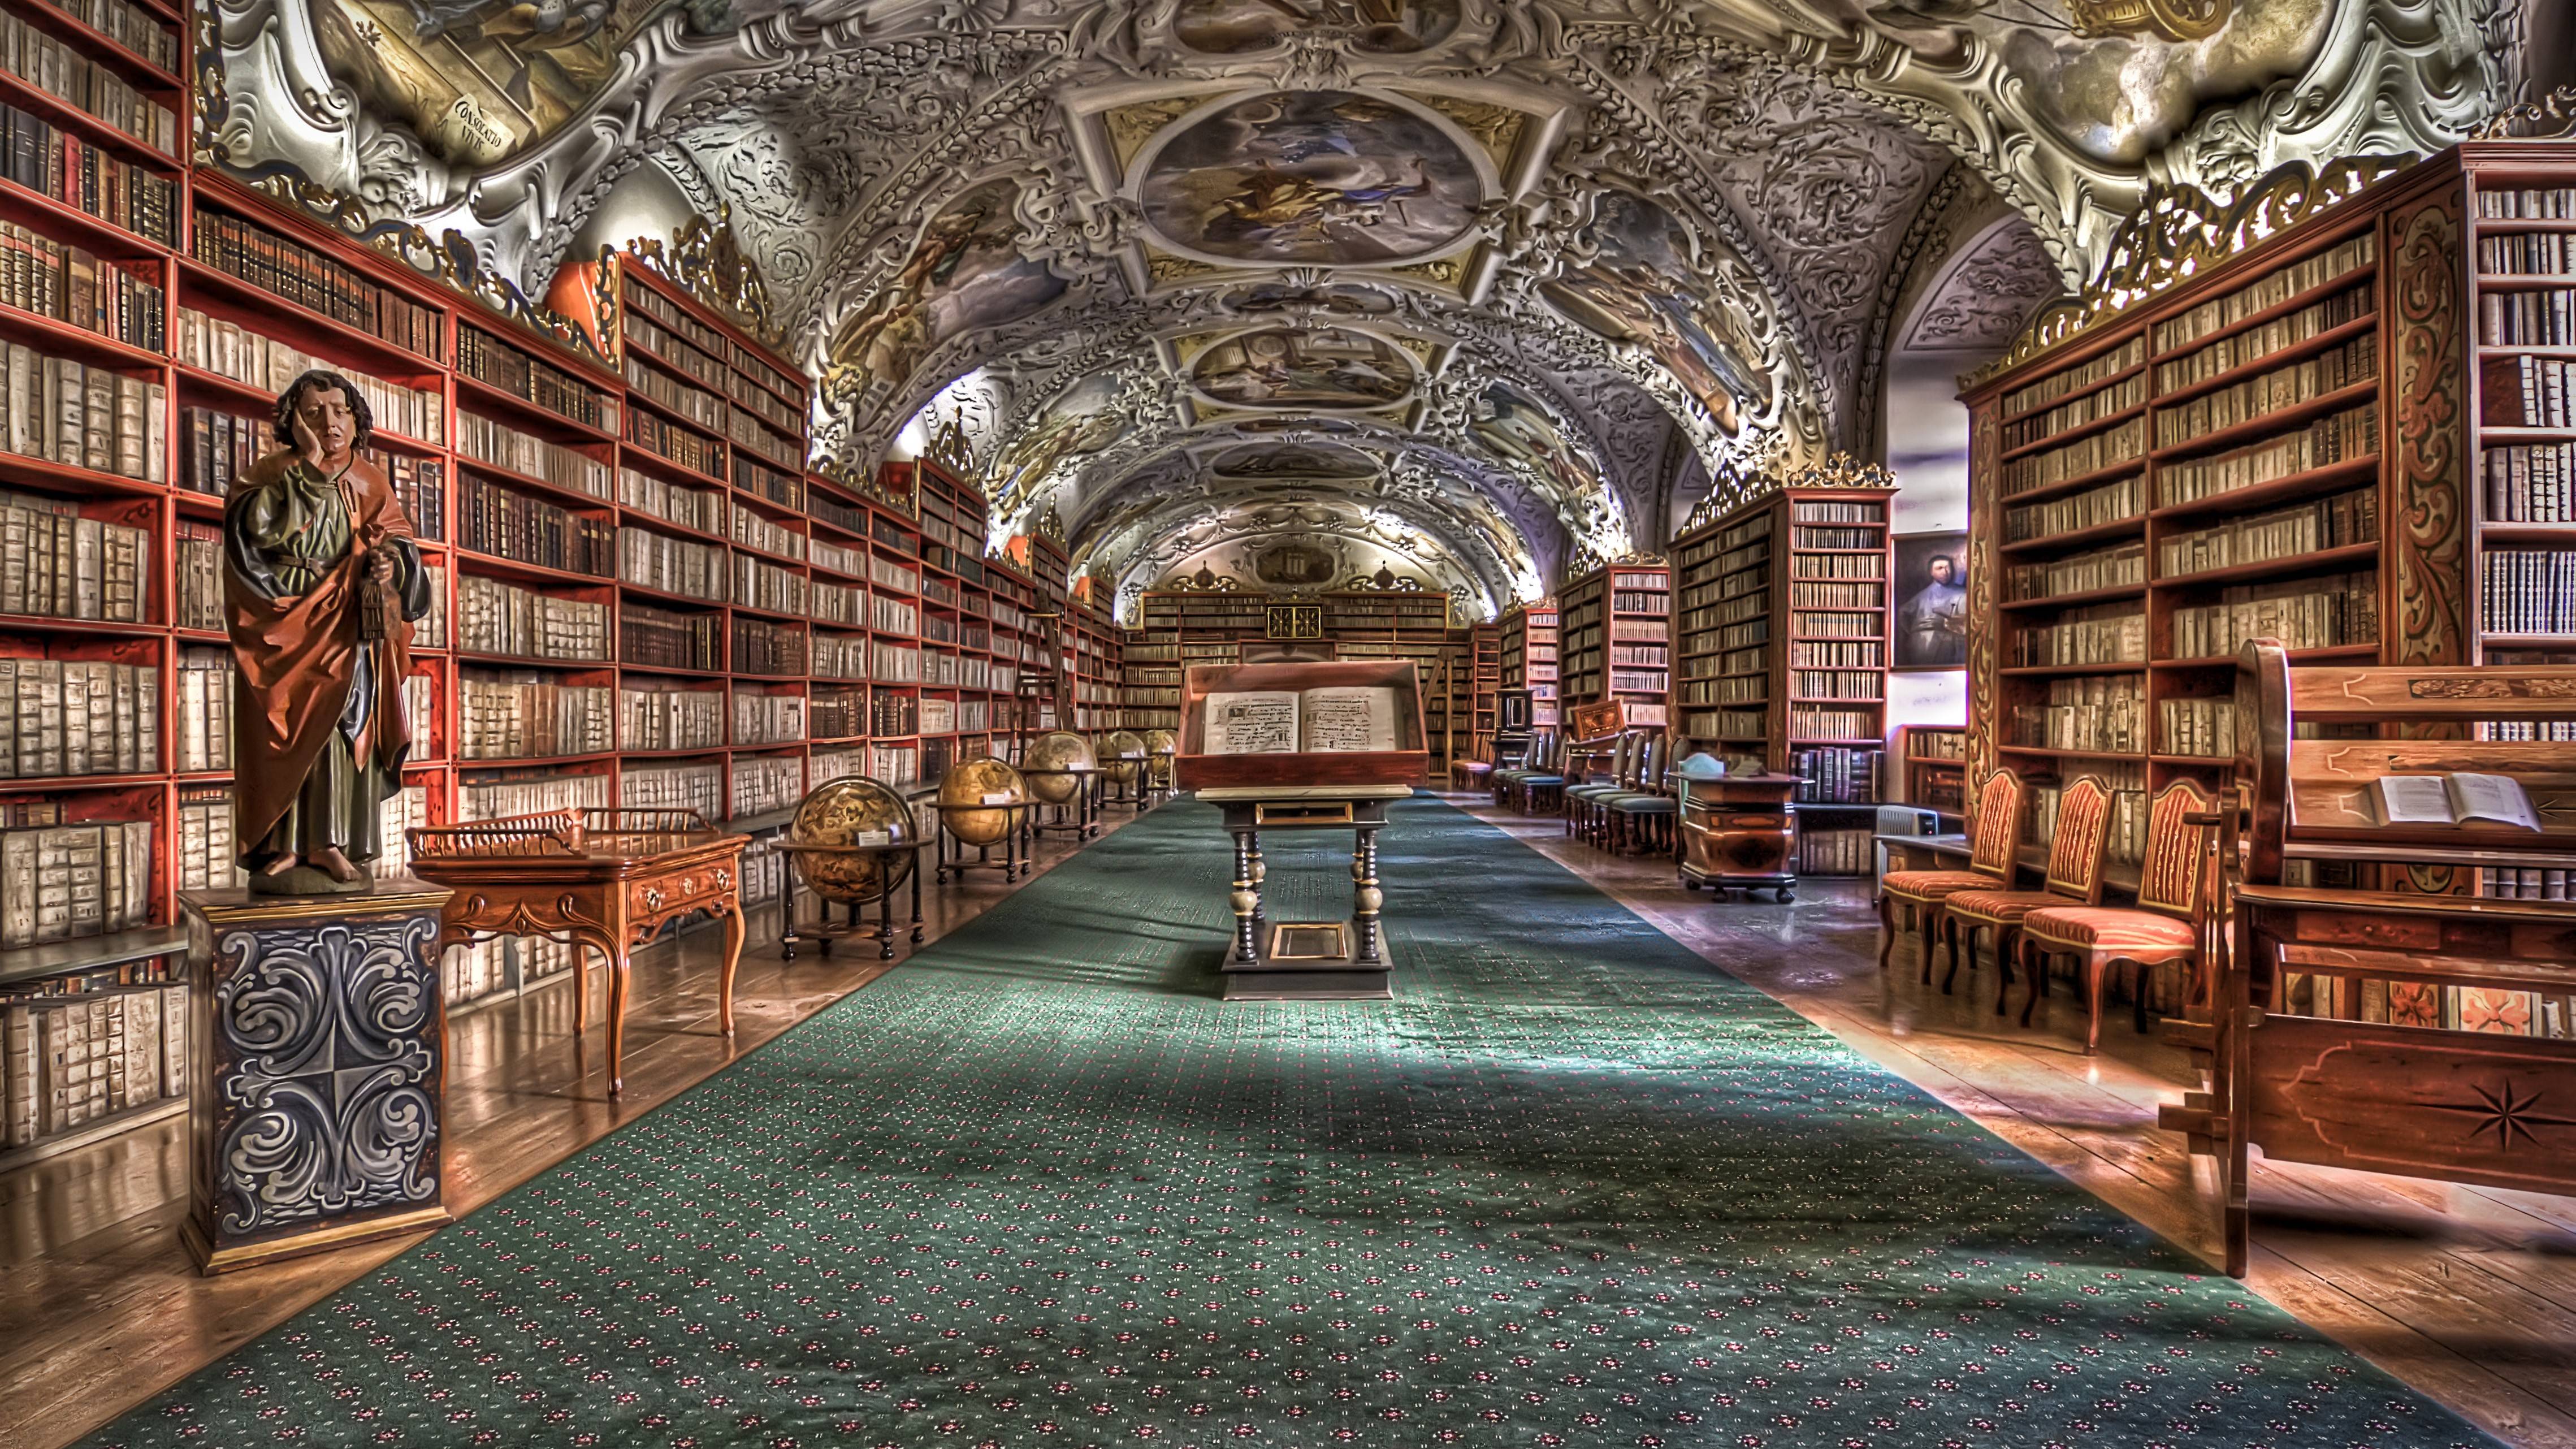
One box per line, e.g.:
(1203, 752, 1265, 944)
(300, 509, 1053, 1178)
(1634, 733, 1664, 793)
(1966, 768, 2025, 881)
(2042, 775, 2116, 905)
(2137, 778, 2219, 921)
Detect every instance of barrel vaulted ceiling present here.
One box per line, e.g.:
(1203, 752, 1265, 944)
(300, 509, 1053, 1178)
(206, 0, 2547, 615)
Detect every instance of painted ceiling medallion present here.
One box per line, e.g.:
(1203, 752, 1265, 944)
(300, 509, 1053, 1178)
(1174, 0, 1461, 56)
(1543, 191, 1774, 437)
(1187, 327, 1415, 410)
(826, 179, 1068, 410)
(1140, 90, 1483, 266)
(1211, 441, 1381, 479)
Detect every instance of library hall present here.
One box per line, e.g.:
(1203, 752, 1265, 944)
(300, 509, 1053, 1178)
(8, 2, 2576, 1446)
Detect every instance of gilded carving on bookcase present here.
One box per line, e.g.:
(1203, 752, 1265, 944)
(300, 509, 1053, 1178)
(2468, 85, 2576, 141)
(2389, 190, 2466, 671)
(626, 207, 781, 349)
(820, 459, 920, 520)
(1165, 566, 1245, 592)
(1965, 405, 2002, 795)
(1676, 452, 1893, 534)
(2066, 0, 2230, 42)
(1963, 157, 2408, 390)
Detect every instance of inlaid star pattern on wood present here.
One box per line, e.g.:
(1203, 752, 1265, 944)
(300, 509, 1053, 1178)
(2426, 1080, 2576, 1150)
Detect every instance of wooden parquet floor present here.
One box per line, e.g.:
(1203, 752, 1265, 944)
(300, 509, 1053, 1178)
(2, 792, 2573, 1448)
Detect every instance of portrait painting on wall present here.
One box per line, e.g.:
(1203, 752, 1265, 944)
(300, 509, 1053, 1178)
(1140, 90, 1482, 266)
(1188, 327, 1413, 410)
(1174, 0, 1460, 55)
(1893, 531, 1970, 670)
(1541, 189, 1773, 435)
(830, 179, 1069, 406)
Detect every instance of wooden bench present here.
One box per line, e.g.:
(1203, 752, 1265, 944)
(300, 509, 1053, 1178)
(2161, 640, 2576, 1274)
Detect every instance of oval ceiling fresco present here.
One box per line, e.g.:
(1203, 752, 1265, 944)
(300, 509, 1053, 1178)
(1540, 190, 1774, 436)
(1210, 440, 1382, 479)
(1187, 327, 1414, 410)
(1140, 90, 1482, 266)
(1174, 0, 1462, 55)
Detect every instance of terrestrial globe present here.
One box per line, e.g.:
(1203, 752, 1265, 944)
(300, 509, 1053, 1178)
(781, 776, 916, 905)
(1020, 730, 1097, 805)
(938, 756, 1028, 846)
(1142, 728, 1179, 787)
(1098, 729, 1148, 784)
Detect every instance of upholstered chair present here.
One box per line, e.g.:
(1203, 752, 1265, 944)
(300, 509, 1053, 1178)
(1490, 729, 1547, 808)
(1877, 768, 2025, 985)
(2019, 778, 2220, 1053)
(1564, 733, 1636, 841)
(1939, 776, 2115, 1014)
(1607, 734, 1678, 854)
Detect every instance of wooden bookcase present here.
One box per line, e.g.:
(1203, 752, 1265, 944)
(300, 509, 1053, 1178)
(1556, 564, 1670, 726)
(1498, 602, 1559, 729)
(1467, 622, 1501, 759)
(1962, 140, 2576, 886)
(1900, 725, 1968, 820)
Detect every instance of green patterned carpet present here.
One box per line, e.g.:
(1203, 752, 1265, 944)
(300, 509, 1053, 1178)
(90, 797, 2490, 1448)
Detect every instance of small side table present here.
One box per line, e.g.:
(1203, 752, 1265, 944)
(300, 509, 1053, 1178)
(1677, 773, 1804, 902)
(1197, 785, 1411, 1000)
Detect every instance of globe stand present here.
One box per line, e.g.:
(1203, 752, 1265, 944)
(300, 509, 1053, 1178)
(937, 803, 1031, 884)
(1098, 768, 1148, 812)
(776, 841, 923, 962)
(1020, 767, 1099, 842)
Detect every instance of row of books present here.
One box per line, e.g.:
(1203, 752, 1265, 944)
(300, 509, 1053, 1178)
(2161, 487, 2377, 578)
(457, 767, 607, 823)
(2482, 550, 2576, 635)
(618, 465, 722, 534)
(2012, 675, 2143, 754)
(2005, 474, 2139, 543)
(623, 310, 725, 390)
(0, 817, 152, 947)
(623, 600, 720, 672)
(1790, 746, 1881, 804)
(2155, 284, 2371, 393)
(737, 453, 804, 512)
(172, 790, 241, 894)
(2159, 695, 2235, 759)
(2006, 416, 2145, 499)
(176, 309, 442, 444)
(2158, 401, 2376, 508)
(2477, 233, 2576, 276)
(193, 209, 440, 358)
(2032, 765, 2148, 865)
(1792, 669, 1880, 700)
(2479, 187, 2576, 219)
(1790, 553, 1885, 579)
(617, 526, 725, 603)
(734, 754, 804, 818)
(1908, 726, 1967, 760)
(625, 409, 727, 479)
(2008, 540, 2143, 602)
(0, 104, 175, 244)
(807, 686, 865, 739)
(0, 220, 162, 349)
(625, 353, 724, 430)
(812, 579, 865, 628)
(622, 759, 722, 820)
(175, 401, 287, 497)
(2157, 233, 2375, 353)
(462, 475, 613, 576)
(1, 341, 162, 482)
(457, 327, 613, 431)
(1608, 590, 1664, 613)
(2485, 442, 2576, 522)
(1792, 639, 1881, 668)
(733, 691, 807, 746)
(733, 506, 803, 561)
(1790, 707, 1873, 741)
(2482, 353, 2575, 429)
(461, 414, 611, 500)
(0, 10, 175, 155)
(458, 674, 613, 760)
(0, 658, 155, 777)
(458, 574, 609, 663)
(1677, 675, 1763, 706)
(173, 649, 231, 772)
(2483, 869, 2572, 900)
(733, 616, 806, 676)
(2479, 288, 2575, 348)
(2015, 604, 2145, 666)
(2, 979, 186, 1147)
(2004, 336, 2142, 419)
(0, 487, 146, 621)
(2171, 571, 2379, 658)
(2001, 372, 2143, 452)
(734, 553, 807, 615)
(620, 685, 724, 752)
(1794, 824, 1873, 876)
(1791, 581, 1883, 611)
(2151, 333, 2375, 448)
(1789, 526, 1882, 551)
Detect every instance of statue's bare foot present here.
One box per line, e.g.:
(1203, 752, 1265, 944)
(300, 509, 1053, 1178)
(313, 847, 363, 883)
(258, 851, 300, 877)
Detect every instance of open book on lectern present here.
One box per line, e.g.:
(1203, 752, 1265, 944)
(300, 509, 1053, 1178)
(1201, 686, 1401, 755)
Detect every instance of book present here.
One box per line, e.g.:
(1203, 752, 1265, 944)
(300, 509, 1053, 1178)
(2369, 772, 2541, 831)
(1202, 686, 1401, 755)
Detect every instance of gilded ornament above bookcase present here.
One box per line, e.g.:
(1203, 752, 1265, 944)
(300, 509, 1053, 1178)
(2066, 0, 2229, 42)
(2469, 85, 2576, 141)
(1962, 156, 2409, 390)
(1676, 452, 1898, 535)
(625, 207, 780, 348)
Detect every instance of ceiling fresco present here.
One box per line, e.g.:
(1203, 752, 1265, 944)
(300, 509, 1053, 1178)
(201, 0, 2548, 619)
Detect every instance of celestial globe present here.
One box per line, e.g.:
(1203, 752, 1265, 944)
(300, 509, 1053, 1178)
(1020, 730, 1097, 805)
(781, 776, 916, 905)
(1098, 729, 1147, 784)
(938, 756, 1028, 846)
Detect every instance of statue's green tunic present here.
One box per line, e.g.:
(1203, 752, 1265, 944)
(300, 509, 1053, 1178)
(224, 452, 429, 868)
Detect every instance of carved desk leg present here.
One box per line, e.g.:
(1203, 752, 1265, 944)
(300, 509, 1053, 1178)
(718, 894, 744, 1038)
(1246, 831, 1266, 925)
(1229, 827, 1262, 964)
(1353, 822, 1384, 965)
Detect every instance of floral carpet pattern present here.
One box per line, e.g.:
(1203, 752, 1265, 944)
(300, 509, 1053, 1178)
(88, 798, 2491, 1448)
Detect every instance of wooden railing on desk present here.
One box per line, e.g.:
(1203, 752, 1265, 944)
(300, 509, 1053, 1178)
(408, 808, 717, 859)
(2159, 639, 2576, 1275)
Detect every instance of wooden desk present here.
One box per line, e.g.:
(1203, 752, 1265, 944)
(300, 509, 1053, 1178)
(1198, 785, 1412, 1001)
(1677, 773, 1804, 901)
(408, 808, 750, 1098)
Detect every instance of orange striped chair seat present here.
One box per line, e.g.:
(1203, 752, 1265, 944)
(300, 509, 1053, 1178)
(1882, 869, 1993, 897)
(2021, 906, 2195, 951)
(1942, 888, 2064, 925)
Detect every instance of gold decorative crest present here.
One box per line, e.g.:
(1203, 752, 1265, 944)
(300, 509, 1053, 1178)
(627, 206, 780, 347)
(2470, 85, 2576, 141)
(1678, 452, 1896, 534)
(1965, 155, 2406, 390)
(2067, 0, 2229, 42)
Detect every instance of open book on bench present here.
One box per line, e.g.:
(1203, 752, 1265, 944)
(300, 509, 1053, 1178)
(2367, 772, 2542, 830)
(1203, 686, 1400, 755)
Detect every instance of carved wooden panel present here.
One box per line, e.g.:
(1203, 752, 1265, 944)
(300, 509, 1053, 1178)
(1964, 400, 2001, 812)
(2385, 185, 2470, 672)
(2249, 1015, 2576, 1196)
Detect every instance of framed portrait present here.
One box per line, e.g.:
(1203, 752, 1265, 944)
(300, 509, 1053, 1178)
(1891, 532, 1970, 671)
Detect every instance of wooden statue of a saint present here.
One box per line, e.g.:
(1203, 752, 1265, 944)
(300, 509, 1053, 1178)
(224, 370, 432, 894)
